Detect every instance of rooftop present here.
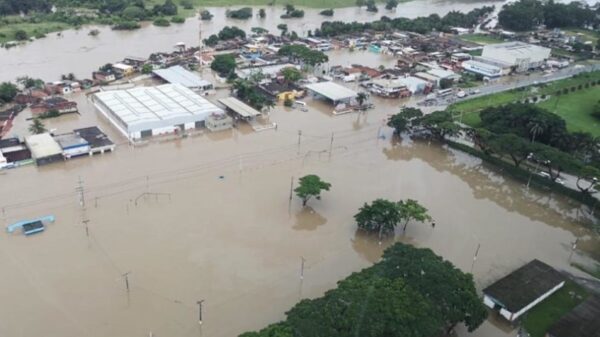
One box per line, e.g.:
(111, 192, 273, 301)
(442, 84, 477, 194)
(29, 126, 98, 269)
(54, 133, 89, 150)
(305, 81, 357, 102)
(548, 295, 600, 337)
(153, 66, 212, 88)
(483, 259, 565, 313)
(74, 126, 114, 149)
(218, 97, 261, 118)
(94, 84, 223, 133)
(25, 133, 63, 159)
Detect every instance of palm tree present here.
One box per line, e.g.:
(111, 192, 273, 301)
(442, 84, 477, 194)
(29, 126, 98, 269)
(356, 92, 368, 108)
(528, 119, 545, 143)
(28, 118, 47, 135)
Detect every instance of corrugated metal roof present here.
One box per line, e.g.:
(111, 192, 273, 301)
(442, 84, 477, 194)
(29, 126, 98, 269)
(305, 81, 357, 101)
(94, 84, 223, 133)
(218, 97, 261, 118)
(25, 133, 63, 159)
(153, 66, 212, 88)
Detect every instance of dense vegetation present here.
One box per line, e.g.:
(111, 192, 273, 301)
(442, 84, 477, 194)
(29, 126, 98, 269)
(498, 0, 600, 31)
(239, 243, 487, 337)
(278, 44, 329, 66)
(226, 7, 252, 20)
(316, 6, 494, 36)
(204, 26, 246, 46)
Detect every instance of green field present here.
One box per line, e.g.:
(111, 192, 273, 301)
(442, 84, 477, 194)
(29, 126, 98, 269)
(539, 87, 600, 136)
(450, 71, 600, 131)
(523, 280, 588, 337)
(153, 0, 395, 9)
(0, 21, 70, 44)
(459, 33, 505, 45)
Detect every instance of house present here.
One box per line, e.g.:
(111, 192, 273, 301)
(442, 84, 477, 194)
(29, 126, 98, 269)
(30, 97, 78, 116)
(370, 79, 411, 98)
(205, 113, 233, 132)
(14, 89, 48, 104)
(45, 81, 72, 95)
(54, 133, 91, 159)
(0, 137, 32, 166)
(24, 133, 64, 166)
(259, 80, 304, 102)
(93, 71, 116, 83)
(546, 295, 600, 337)
(483, 259, 566, 322)
(112, 63, 135, 77)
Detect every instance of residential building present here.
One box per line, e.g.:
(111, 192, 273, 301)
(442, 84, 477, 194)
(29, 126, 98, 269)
(74, 126, 115, 154)
(30, 97, 78, 116)
(54, 133, 91, 159)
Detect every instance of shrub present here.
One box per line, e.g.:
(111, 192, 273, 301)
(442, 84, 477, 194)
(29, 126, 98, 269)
(319, 9, 334, 16)
(153, 18, 171, 26)
(180, 0, 194, 10)
(14, 29, 28, 40)
(284, 97, 293, 107)
(112, 21, 141, 30)
(171, 16, 185, 23)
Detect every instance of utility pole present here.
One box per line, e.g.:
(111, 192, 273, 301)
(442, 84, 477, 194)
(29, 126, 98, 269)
(300, 256, 306, 280)
(568, 238, 578, 263)
(297, 130, 302, 154)
(83, 219, 90, 237)
(289, 176, 294, 203)
(470, 243, 480, 274)
(197, 300, 205, 325)
(122, 272, 131, 292)
(328, 132, 334, 159)
(76, 176, 85, 208)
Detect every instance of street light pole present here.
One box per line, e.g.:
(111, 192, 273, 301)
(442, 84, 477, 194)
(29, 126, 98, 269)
(197, 300, 205, 325)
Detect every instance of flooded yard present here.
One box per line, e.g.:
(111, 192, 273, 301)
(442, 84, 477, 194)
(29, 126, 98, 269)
(1, 85, 598, 337)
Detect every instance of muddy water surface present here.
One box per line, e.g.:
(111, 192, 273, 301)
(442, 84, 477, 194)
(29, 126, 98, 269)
(1, 79, 599, 337)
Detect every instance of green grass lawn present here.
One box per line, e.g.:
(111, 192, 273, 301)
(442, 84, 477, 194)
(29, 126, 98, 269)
(0, 21, 70, 44)
(539, 87, 600, 136)
(571, 262, 600, 279)
(523, 280, 589, 337)
(449, 71, 600, 130)
(459, 33, 504, 45)
(163, 0, 396, 9)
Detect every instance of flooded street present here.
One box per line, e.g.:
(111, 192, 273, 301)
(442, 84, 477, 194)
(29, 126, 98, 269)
(0, 0, 503, 82)
(1, 82, 599, 337)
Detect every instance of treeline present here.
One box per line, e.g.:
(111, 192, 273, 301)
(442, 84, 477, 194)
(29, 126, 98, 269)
(315, 6, 494, 36)
(498, 0, 599, 32)
(239, 243, 487, 337)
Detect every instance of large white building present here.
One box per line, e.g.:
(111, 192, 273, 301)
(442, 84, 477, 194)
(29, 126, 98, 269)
(93, 84, 224, 140)
(481, 42, 551, 72)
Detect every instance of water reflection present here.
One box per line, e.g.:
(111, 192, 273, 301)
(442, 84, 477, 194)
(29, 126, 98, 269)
(293, 207, 327, 231)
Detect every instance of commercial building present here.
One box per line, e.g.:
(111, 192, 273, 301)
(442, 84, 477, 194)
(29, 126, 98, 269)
(54, 133, 91, 159)
(370, 79, 411, 98)
(205, 113, 233, 132)
(93, 84, 224, 140)
(0, 137, 31, 167)
(25, 133, 64, 166)
(218, 97, 262, 121)
(153, 66, 213, 91)
(547, 295, 600, 337)
(483, 259, 565, 322)
(74, 127, 115, 154)
(462, 60, 503, 78)
(482, 42, 551, 72)
(305, 81, 357, 105)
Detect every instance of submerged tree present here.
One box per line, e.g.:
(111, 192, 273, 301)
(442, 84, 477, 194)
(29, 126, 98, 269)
(294, 175, 331, 206)
(29, 118, 47, 135)
(355, 198, 403, 241)
(398, 199, 431, 232)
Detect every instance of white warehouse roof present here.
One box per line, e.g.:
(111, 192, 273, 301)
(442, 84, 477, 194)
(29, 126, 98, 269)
(218, 97, 261, 118)
(94, 84, 223, 134)
(482, 42, 551, 66)
(305, 81, 357, 102)
(153, 66, 212, 89)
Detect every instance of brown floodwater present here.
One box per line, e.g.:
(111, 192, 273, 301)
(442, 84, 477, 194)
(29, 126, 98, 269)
(1, 73, 599, 337)
(0, 0, 503, 82)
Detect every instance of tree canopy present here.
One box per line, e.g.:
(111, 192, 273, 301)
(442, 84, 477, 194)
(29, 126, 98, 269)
(239, 243, 487, 337)
(0, 82, 18, 103)
(498, 0, 598, 31)
(210, 54, 236, 77)
(294, 175, 331, 206)
(278, 45, 328, 67)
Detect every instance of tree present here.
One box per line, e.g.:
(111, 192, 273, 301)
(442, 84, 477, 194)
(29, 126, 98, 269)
(319, 9, 334, 16)
(366, 0, 378, 12)
(0, 82, 18, 103)
(122, 6, 146, 20)
(488, 133, 533, 168)
(141, 64, 153, 74)
(355, 199, 403, 240)
(251, 27, 269, 35)
(180, 0, 194, 9)
(14, 29, 28, 41)
(281, 67, 302, 82)
(28, 118, 47, 135)
(160, 0, 178, 15)
(419, 111, 460, 140)
(200, 10, 213, 20)
(576, 166, 600, 194)
(16, 76, 43, 89)
(294, 175, 331, 206)
(375, 244, 488, 333)
(385, 0, 398, 10)
(439, 77, 454, 89)
(258, 8, 266, 18)
(356, 92, 368, 107)
(211, 54, 237, 77)
(387, 107, 423, 134)
(527, 118, 546, 143)
(398, 199, 431, 232)
(356, 0, 366, 8)
(277, 23, 288, 36)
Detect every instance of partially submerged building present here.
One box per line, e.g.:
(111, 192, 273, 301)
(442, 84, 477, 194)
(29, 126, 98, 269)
(54, 133, 91, 159)
(153, 65, 213, 91)
(74, 126, 115, 154)
(0, 137, 32, 167)
(483, 259, 565, 322)
(25, 133, 64, 166)
(305, 81, 358, 105)
(481, 42, 551, 72)
(93, 84, 224, 140)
